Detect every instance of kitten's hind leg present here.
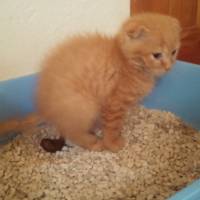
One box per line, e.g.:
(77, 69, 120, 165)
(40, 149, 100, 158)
(69, 131, 103, 151)
(51, 95, 104, 151)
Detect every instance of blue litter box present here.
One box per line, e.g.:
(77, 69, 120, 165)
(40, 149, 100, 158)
(0, 61, 200, 200)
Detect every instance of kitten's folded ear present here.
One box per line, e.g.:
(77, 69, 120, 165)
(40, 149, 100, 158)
(126, 24, 149, 40)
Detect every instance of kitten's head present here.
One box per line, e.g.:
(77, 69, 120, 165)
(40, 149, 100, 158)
(117, 13, 181, 77)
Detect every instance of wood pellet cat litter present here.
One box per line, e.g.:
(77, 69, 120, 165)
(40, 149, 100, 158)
(1, 107, 200, 200)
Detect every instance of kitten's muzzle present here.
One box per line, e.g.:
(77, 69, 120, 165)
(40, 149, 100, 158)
(162, 60, 171, 71)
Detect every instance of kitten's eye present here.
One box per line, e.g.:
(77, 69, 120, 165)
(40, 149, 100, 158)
(172, 49, 177, 56)
(152, 52, 162, 59)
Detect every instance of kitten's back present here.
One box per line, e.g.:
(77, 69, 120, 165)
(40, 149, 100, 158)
(37, 34, 121, 117)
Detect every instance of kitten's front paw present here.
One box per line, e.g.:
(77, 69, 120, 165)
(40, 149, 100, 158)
(103, 136, 125, 152)
(90, 140, 105, 151)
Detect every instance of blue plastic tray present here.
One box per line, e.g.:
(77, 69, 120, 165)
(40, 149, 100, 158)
(0, 61, 200, 199)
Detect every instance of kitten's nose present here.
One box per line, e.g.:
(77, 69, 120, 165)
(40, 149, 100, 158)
(164, 64, 170, 71)
(162, 60, 171, 71)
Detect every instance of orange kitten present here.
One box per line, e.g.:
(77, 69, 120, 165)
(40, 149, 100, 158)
(37, 13, 181, 152)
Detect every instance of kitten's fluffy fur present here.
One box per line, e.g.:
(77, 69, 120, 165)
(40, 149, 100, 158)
(37, 13, 181, 152)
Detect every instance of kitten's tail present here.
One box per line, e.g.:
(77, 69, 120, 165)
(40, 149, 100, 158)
(0, 113, 44, 136)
